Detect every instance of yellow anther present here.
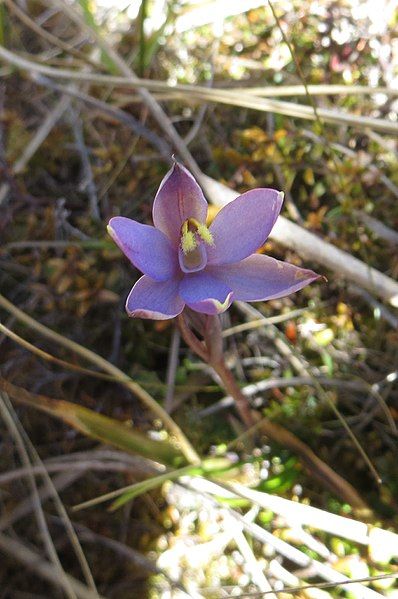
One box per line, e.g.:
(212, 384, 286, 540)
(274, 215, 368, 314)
(181, 227, 197, 254)
(196, 223, 214, 246)
(180, 218, 214, 254)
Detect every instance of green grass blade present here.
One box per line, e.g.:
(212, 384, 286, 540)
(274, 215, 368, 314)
(1, 378, 185, 467)
(110, 457, 242, 510)
(75, 406, 185, 466)
(75, 456, 236, 511)
(109, 464, 196, 511)
(0, 2, 5, 46)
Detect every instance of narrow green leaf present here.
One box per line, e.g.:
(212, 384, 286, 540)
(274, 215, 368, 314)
(0, 2, 6, 46)
(4, 379, 186, 467)
(73, 457, 238, 511)
(75, 406, 185, 466)
(77, 0, 97, 31)
(321, 351, 334, 377)
(258, 456, 298, 493)
(109, 464, 196, 511)
(110, 457, 238, 510)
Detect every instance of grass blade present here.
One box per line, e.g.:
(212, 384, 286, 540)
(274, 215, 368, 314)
(0, 378, 186, 467)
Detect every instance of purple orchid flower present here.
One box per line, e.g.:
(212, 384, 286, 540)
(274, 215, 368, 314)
(107, 163, 320, 319)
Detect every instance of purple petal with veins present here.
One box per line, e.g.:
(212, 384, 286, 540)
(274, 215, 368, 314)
(207, 189, 284, 265)
(108, 217, 177, 282)
(126, 275, 185, 319)
(108, 162, 322, 320)
(152, 162, 208, 247)
(209, 254, 321, 301)
(179, 272, 233, 315)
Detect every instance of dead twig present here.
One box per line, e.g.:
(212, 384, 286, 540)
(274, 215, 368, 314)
(0, 393, 79, 599)
(68, 107, 100, 220)
(203, 176, 398, 307)
(0, 293, 200, 464)
(32, 74, 172, 159)
(0, 532, 107, 599)
(0, 93, 72, 205)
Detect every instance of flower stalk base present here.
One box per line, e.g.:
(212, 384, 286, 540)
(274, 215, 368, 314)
(177, 311, 369, 512)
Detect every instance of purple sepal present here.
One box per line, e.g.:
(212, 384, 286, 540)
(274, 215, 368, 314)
(108, 217, 177, 281)
(126, 275, 185, 320)
(152, 162, 208, 247)
(209, 254, 321, 301)
(179, 272, 234, 315)
(207, 189, 284, 265)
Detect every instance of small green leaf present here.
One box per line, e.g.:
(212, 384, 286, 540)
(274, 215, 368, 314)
(321, 350, 334, 376)
(258, 456, 298, 493)
(109, 464, 195, 511)
(76, 406, 185, 466)
(11, 384, 185, 467)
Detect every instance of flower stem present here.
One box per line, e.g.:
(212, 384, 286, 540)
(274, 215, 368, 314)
(177, 313, 209, 362)
(179, 311, 369, 511)
(210, 359, 255, 429)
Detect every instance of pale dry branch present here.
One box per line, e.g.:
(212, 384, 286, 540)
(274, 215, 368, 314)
(1, 46, 398, 135)
(203, 176, 398, 307)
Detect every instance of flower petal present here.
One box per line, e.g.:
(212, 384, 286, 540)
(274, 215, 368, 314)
(179, 272, 233, 315)
(126, 275, 185, 320)
(108, 216, 177, 281)
(178, 243, 208, 273)
(208, 254, 320, 301)
(152, 162, 208, 246)
(207, 189, 284, 265)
